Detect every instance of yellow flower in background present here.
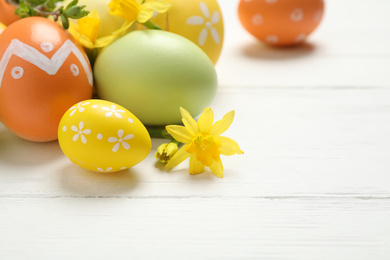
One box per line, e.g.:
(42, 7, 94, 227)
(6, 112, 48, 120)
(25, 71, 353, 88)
(68, 9, 116, 49)
(166, 107, 243, 178)
(78, 10, 100, 44)
(108, 0, 171, 33)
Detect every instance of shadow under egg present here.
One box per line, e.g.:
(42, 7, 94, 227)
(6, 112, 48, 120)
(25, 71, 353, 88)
(60, 164, 140, 196)
(0, 126, 63, 166)
(241, 40, 317, 60)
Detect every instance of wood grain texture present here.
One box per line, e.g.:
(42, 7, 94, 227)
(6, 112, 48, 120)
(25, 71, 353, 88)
(1, 198, 389, 260)
(1, 0, 390, 259)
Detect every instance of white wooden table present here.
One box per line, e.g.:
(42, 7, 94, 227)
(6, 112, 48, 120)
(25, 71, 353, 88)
(1, 0, 390, 259)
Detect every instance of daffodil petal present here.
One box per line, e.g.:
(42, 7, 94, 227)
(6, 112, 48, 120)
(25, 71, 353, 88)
(111, 20, 135, 37)
(166, 125, 193, 144)
(142, 1, 171, 13)
(89, 9, 99, 19)
(109, 0, 139, 21)
(78, 35, 94, 49)
(209, 159, 223, 178)
(166, 142, 178, 156)
(180, 107, 198, 135)
(78, 9, 100, 44)
(68, 23, 80, 39)
(95, 35, 116, 48)
(189, 155, 205, 175)
(198, 107, 214, 133)
(165, 145, 190, 169)
(218, 136, 243, 156)
(210, 110, 235, 136)
(137, 9, 154, 23)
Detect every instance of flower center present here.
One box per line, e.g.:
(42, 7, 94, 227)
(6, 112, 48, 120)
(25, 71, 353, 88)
(186, 133, 221, 166)
(205, 21, 212, 29)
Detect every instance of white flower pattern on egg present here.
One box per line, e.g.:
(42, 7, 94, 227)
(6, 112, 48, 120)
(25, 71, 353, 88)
(102, 105, 125, 118)
(97, 167, 113, 172)
(71, 121, 91, 144)
(69, 101, 90, 116)
(186, 2, 221, 46)
(108, 129, 134, 152)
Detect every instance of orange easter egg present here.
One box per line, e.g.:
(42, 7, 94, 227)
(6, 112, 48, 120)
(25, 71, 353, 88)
(0, 17, 93, 142)
(238, 0, 324, 46)
(0, 0, 19, 25)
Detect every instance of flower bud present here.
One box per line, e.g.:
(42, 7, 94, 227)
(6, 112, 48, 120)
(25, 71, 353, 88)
(155, 142, 179, 164)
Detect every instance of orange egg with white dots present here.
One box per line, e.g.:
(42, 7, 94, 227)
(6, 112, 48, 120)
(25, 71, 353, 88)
(238, 0, 324, 46)
(0, 17, 93, 142)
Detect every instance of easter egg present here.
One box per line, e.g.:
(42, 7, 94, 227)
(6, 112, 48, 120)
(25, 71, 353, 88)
(0, 0, 19, 26)
(58, 99, 151, 172)
(238, 0, 324, 46)
(63, 0, 125, 38)
(150, 0, 224, 65)
(0, 17, 93, 142)
(94, 30, 217, 126)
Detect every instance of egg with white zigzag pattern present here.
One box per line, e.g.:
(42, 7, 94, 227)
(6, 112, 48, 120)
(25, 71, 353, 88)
(0, 17, 93, 142)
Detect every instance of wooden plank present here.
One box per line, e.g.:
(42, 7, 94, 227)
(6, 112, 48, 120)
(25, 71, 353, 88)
(0, 197, 389, 260)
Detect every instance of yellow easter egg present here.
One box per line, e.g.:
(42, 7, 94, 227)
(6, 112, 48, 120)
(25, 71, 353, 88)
(58, 99, 151, 172)
(150, 0, 224, 65)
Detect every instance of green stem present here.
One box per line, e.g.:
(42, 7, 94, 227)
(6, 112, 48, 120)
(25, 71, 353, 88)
(147, 127, 171, 139)
(142, 20, 162, 30)
(171, 139, 180, 145)
(85, 47, 98, 68)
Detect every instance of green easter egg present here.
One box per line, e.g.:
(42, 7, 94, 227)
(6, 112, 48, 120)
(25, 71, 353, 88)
(94, 30, 218, 126)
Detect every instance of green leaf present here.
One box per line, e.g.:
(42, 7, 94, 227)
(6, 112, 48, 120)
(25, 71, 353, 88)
(65, 0, 78, 11)
(64, 5, 88, 19)
(15, 0, 38, 18)
(61, 14, 69, 29)
(45, 0, 64, 9)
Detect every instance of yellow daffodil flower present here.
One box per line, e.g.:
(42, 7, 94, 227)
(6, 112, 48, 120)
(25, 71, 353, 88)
(155, 142, 179, 164)
(108, 0, 171, 34)
(165, 107, 243, 178)
(68, 9, 116, 49)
